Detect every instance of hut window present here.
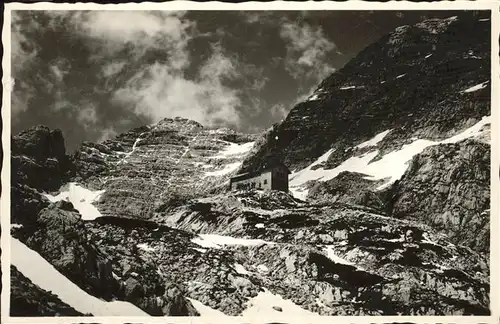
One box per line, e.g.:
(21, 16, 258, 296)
(264, 179, 268, 185)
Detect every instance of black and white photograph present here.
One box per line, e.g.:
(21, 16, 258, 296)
(2, 3, 497, 322)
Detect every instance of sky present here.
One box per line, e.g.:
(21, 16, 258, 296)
(10, 9, 466, 152)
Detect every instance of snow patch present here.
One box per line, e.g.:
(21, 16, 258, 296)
(192, 247, 207, 253)
(289, 116, 490, 199)
(323, 246, 355, 267)
(43, 183, 105, 220)
(234, 263, 250, 275)
(255, 223, 265, 228)
(118, 132, 147, 164)
(203, 162, 242, 178)
(307, 93, 321, 101)
(187, 298, 229, 318)
(241, 288, 318, 318)
(191, 234, 275, 249)
(11, 224, 23, 229)
(137, 243, 155, 253)
(421, 232, 442, 247)
(11, 238, 149, 316)
(355, 129, 392, 149)
(256, 264, 269, 273)
(425, 53, 433, 59)
(339, 85, 357, 90)
(462, 81, 489, 93)
(213, 141, 255, 159)
(396, 73, 406, 79)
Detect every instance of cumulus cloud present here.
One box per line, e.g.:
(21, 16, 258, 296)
(111, 42, 243, 127)
(101, 61, 127, 78)
(270, 103, 289, 121)
(241, 11, 277, 25)
(12, 10, 348, 146)
(73, 11, 248, 128)
(11, 11, 39, 69)
(280, 21, 336, 81)
(17, 10, 249, 130)
(77, 104, 98, 130)
(74, 10, 195, 68)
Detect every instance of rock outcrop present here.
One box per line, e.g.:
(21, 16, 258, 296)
(13, 201, 119, 300)
(12, 126, 71, 191)
(155, 190, 490, 315)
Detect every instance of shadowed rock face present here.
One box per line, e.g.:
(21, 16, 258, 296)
(389, 139, 490, 253)
(15, 201, 119, 300)
(10, 13, 490, 317)
(307, 171, 387, 210)
(12, 125, 72, 191)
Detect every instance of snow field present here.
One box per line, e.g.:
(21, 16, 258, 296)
(43, 182, 105, 220)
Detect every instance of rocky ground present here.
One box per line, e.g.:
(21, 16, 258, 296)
(157, 190, 489, 315)
(71, 117, 258, 220)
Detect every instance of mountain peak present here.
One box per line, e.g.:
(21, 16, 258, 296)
(155, 117, 204, 131)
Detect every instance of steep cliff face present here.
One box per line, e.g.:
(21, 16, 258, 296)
(10, 12, 491, 318)
(12, 126, 71, 192)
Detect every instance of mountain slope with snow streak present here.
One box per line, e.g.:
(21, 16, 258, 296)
(289, 116, 490, 199)
(11, 238, 149, 316)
